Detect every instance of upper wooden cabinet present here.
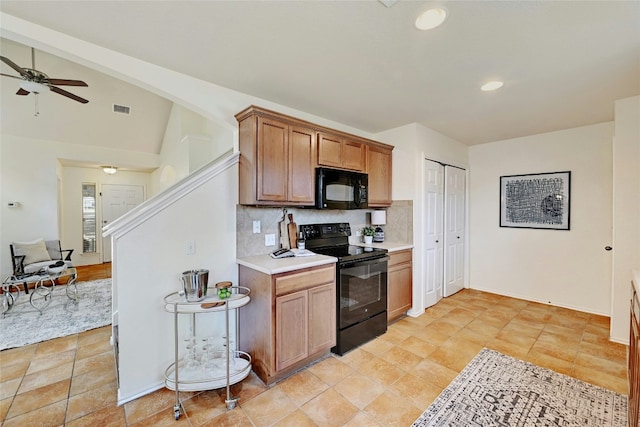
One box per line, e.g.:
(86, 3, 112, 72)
(367, 144, 393, 207)
(236, 106, 393, 207)
(237, 110, 316, 206)
(318, 133, 366, 172)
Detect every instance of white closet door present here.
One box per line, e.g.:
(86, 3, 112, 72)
(424, 160, 444, 308)
(443, 166, 466, 297)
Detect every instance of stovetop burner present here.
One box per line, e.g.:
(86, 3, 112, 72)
(301, 223, 388, 263)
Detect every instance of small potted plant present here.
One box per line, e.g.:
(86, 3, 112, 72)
(362, 226, 375, 245)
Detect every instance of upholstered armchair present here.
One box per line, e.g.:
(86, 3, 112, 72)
(10, 239, 74, 278)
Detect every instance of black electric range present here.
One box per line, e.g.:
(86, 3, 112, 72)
(300, 223, 388, 264)
(300, 222, 389, 355)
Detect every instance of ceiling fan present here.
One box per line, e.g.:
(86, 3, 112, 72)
(0, 47, 89, 104)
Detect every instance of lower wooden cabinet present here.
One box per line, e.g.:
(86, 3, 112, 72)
(388, 249, 413, 322)
(239, 263, 336, 384)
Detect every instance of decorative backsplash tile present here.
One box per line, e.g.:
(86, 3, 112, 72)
(236, 200, 413, 257)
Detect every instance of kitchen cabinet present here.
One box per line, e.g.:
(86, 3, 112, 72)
(387, 249, 412, 322)
(318, 132, 366, 172)
(236, 106, 393, 207)
(237, 110, 316, 206)
(630, 279, 639, 427)
(367, 144, 393, 207)
(238, 263, 336, 384)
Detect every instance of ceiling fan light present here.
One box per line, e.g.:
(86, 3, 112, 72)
(19, 81, 48, 94)
(102, 166, 118, 175)
(415, 7, 448, 30)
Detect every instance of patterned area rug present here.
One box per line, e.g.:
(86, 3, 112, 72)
(412, 348, 627, 427)
(1, 279, 111, 350)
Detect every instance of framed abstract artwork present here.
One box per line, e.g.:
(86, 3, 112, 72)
(500, 171, 571, 230)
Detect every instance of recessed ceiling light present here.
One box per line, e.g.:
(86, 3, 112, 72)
(481, 81, 504, 91)
(415, 7, 448, 30)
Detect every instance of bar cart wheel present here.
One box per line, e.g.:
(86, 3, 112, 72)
(174, 406, 180, 420)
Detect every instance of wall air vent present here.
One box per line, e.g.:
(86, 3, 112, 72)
(113, 104, 131, 115)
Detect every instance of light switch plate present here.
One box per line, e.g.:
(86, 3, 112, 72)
(186, 240, 196, 254)
(265, 234, 276, 246)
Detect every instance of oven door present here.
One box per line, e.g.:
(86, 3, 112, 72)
(338, 256, 388, 329)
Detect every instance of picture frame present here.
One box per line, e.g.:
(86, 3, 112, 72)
(500, 171, 571, 230)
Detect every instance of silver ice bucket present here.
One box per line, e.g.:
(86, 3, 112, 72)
(180, 269, 209, 302)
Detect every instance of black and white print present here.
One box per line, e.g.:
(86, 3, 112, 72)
(500, 171, 571, 230)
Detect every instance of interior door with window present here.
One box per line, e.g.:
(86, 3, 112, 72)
(101, 184, 144, 262)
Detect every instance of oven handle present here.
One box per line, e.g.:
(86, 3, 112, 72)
(339, 255, 389, 269)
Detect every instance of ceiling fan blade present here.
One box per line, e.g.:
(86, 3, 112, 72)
(49, 85, 89, 104)
(16, 88, 30, 96)
(0, 72, 24, 80)
(45, 78, 88, 87)
(0, 56, 28, 77)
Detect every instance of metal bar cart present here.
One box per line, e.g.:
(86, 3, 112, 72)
(163, 285, 251, 420)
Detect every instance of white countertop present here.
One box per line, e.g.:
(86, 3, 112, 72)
(237, 253, 337, 275)
(353, 241, 413, 252)
(236, 241, 412, 275)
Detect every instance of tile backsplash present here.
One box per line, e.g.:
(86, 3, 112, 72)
(236, 200, 412, 257)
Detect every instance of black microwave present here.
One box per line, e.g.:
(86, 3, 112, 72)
(316, 167, 368, 210)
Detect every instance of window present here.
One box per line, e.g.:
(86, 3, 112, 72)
(82, 183, 97, 253)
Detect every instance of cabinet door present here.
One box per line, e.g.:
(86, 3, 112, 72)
(276, 290, 308, 371)
(317, 133, 343, 169)
(388, 250, 412, 322)
(308, 283, 336, 354)
(257, 117, 288, 202)
(288, 126, 316, 204)
(342, 140, 366, 172)
(367, 145, 392, 206)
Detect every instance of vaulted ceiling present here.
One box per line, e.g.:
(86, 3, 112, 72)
(1, 1, 638, 150)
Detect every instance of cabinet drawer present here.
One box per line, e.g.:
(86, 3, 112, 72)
(275, 265, 335, 296)
(389, 249, 412, 267)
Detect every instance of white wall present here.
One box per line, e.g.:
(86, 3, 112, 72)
(0, 134, 158, 278)
(61, 166, 152, 266)
(151, 104, 235, 194)
(375, 123, 469, 317)
(469, 123, 614, 315)
(112, 161, 239, 403)
(610, 95, 640, 342)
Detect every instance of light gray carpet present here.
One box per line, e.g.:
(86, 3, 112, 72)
(412, 348, 627, 427)
(1, 279, 111, 350)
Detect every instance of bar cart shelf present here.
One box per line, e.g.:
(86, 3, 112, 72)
(163, 286, 251, 420)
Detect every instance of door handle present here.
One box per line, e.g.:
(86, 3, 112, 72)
(605, 246, 613, 251)
(435, 240, 439, 243)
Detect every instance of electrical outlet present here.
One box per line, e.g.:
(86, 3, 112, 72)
(252, 220, 261, 234)
(186, 240, 196, 255)
(265, 234, 276, 246)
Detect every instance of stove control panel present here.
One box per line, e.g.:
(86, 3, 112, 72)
(301, 223, 351, 241)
